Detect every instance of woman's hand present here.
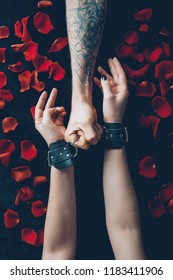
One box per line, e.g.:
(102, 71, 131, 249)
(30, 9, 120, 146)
(35, 88, 66, 146)
(94, 57, 129, 123)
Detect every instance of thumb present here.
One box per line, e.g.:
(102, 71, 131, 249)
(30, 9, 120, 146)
(43, 108, 56, 121)
(65, 128, 89, 150)
(84, 125, 98, 145)
(101, 76, 112, 97)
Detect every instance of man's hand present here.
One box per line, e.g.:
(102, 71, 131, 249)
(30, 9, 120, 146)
(94, 57, 129, 123)
(65, 101, 103, 150)
(35, 88, 66, 146)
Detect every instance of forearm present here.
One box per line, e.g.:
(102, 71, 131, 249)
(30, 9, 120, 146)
(65, 0, 107, 101)
(42, 166, 76, 260)
(103, 148, 145, 259)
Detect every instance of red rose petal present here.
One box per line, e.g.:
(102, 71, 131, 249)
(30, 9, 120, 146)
(127, 79, 137, 86)
(124, 64, 149, 79)
(0, 99, 6, 110)
(124, 30, 139, 45)
(139, 115, 161, 138)
(35, 229, 44, 247)
(138, 23, 149, 32)
(167, 198, 173, 214)
(33, 176, 48, 186)
(139, 115, 152, 128)
(0, 48, 6, 63)
(159, 80, 167, 97)
(11, 41, 38, 61)
(160, 183, 173, 204)
(134, 8, 152, 22)
(23, 41, 38, 61)
(30, 70, 45, 92)
(149, 116, 161, 138)
(18, 70, 32, 92)
(0, 139, 15, 166)
(4, 209, 20, 229)
(155, 60, 173, 80)
(32, 55, 51, 72)
(2, 117, 18, 133)
(21, 228, 37, 246)
(115, 42, 134, 58)
(21, 140, 37, 161)
(0, 89, 14, 102)
(148, 196, 165, 218)
(14, 17, 32, 43)
(11, 166, 32, 182)
(160, 43, 170, 59)
(38, 1, 53, 8)
(30, 106, 35, 120)
(151, 96, 172, 118)
(0, 72, 7, 89)
(48, 62, 66, 81)
(143, 47, 162, 63)
(136, 81, 156, 97)
(8, 61, 24, 73)
(159, 27, 169, 36)
(48, 37, 68, 53)
(31, 200, 47, 217)
(11, 43, 25, 52)
(139, 156, 156, 178)
(33, 12, 54, 34)
(15, 186, 35, 206)
(14, 20, 23, 38)
(0, 26, 10, 39)
(131, 49, 144, 63)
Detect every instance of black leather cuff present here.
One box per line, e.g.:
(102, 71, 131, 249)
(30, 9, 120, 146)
(102, 123, 128, 149)
(48, 140, 78, 170)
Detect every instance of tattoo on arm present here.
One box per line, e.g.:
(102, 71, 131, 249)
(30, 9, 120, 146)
(66, 0, 107, 88)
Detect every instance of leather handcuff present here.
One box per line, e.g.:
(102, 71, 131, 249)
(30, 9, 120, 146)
(48, 123, 128, 170)
(48, 140, 78, 170)
(102, 122, 129, 149)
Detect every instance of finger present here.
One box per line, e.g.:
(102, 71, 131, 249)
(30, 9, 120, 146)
(108, 58, 118, 84)
(84, 126, 99, 145)
(65, 129, 89, 150)
(76, 130, 90, 150)
(45, 88, 58, 109)
(93, 123, 103, 140)
(97, 66, 112, 80)
(94, 77, 102, 91)
(101, 76, 113, 97)
(112, 57, 127, 84)
(55, 106, 66, 113)
(35, 91, 48, 120)
(97, 66, 116, 88)
(94, 123, 103, 136)
(43, 108, 56, 121)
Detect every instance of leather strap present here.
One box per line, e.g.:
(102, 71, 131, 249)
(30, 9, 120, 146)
(48, 140, 78, 170)
(102, 123, 128, 149)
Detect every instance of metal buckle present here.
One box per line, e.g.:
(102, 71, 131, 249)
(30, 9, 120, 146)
(69, 141, 78, 157)
(124, 127, 129, 143)
(47, 150, 52, 167)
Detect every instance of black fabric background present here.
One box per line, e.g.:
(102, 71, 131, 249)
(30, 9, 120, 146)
(0, 0, 173, 260)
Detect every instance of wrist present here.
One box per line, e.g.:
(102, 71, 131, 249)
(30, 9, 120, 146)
(103, 116, 123, 124)
(47, 137, 64, 148)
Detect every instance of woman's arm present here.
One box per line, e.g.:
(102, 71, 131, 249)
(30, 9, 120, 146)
(35, 88, 76, 259)
(103, 148, 145, 259)
(42, 166, 76, 259)
(95, 58, 145, 259)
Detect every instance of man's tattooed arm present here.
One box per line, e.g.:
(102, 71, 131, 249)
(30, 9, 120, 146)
(66, 0, 107, 97)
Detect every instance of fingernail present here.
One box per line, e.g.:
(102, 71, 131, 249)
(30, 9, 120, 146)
(101, 75, 107, 81)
